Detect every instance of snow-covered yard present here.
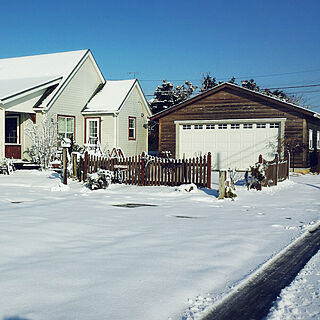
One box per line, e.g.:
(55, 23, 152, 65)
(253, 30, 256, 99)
(0, 170, 319, 320)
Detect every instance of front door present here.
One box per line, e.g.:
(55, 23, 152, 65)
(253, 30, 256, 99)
(5, 115, 21, 159)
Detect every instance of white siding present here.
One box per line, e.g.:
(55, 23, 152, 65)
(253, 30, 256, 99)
(84, 114, 116, 151)
(117, 85, 149, 157)
(47, 57, 103, 146)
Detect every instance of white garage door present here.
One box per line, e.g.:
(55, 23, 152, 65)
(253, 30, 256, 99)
(178, 121, 281, 170)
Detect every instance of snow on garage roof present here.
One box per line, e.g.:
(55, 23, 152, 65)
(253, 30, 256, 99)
(84, 79, 136, 113)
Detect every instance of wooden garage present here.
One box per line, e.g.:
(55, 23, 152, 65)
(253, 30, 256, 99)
(151, 82, 320, 170)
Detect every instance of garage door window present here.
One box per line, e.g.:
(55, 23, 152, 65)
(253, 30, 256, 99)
(230, 124, 240, 129)
(257, 123, 266, 128)
(218, 124, 227, 129)
(182, 124, 191, 130)
(206, 124, 215, 129)
(270, 123, 280, 128)
(194, 124, 203, 129)
(243, 123, 253, 129)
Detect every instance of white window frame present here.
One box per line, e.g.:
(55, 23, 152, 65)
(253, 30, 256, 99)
(58, 115, 75, 141)
(317, 131, 320, 150)
(309, 129, 313, 149)
(86, 118, 100, 145)
(128, 117, 136, 140)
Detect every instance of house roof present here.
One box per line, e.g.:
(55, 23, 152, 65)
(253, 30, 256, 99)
(150, 82, 320, 121)
(83, 79, 148, 114)
(0, 50, 105, 110)
(0, 76, 61, 101)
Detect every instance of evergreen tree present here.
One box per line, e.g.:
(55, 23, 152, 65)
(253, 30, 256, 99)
(200, 73, 218, 92)
(149, 79, 197, 114)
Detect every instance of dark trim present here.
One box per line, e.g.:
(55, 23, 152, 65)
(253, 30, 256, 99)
(118, 79, 137, 111)
(46, 50, 90, 107)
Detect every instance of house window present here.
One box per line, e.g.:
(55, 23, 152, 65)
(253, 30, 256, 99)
(194, 124, 203, 129)
(243, 123, 253, 129)
(230, 123, 240, 129)
(128, 117, 136, 140)
(218, 124, 228, 129)
(206, 124, 215, 129)
(5, 116, 19, 144)
(270, 123, 280, 129)
(182, 124, 191, 130)
(58, 116, 75, 141)
(317, 131, 320, 149)
(86, 118, 100, 145)
(257, 123, 266, 128)
(309, 129, 313, 149)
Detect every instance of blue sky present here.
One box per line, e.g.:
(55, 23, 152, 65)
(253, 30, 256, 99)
(1, 0, 320, 109)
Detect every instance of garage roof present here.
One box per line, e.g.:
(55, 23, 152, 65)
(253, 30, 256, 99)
(150, 82, 320, 121)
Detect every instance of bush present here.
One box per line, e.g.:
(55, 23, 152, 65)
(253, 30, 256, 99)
(87, 169, 114, 190)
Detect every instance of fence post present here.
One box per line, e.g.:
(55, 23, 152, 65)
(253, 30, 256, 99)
(218, 170, 226, 199)
(62, 147, 68, 185)
(83, 151, 88, 182)
(274, 153, 278, 186)
(140, 152, 145, 186)
(257, 154, 263, 190)
(72, 153, 77, 178)
(207, 152, 211, 188)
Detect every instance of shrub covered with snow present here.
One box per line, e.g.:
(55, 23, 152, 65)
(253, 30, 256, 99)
(87, 169, 114, 190)
(0, 158, 15, 175)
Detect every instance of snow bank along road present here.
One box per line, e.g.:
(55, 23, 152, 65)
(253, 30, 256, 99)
(202, 223, 320, 320)
(0, 171, 319, 320)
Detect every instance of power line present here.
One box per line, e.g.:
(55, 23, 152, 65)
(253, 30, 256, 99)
(137, 68, 320, 83)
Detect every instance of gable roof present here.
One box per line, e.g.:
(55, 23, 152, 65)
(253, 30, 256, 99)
(0, 50, 105, 110)
(83, 79, 152, 116)
(150, 82, 320, 121)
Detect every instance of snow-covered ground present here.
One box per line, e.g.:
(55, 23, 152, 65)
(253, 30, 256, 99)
(0, 170, 319, 320)
(266, 249, 320, 320)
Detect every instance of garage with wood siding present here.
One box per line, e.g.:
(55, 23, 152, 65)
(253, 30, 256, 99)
(151, 83, 320, 170)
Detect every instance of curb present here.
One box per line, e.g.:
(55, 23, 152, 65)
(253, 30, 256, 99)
(201, 223, 320, 320)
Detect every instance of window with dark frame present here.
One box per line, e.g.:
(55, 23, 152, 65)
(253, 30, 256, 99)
(129, 117, 136, 140)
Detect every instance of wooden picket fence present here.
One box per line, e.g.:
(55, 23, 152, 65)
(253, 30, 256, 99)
(258, 153, 290, 187)
(72, 152, 212, 188)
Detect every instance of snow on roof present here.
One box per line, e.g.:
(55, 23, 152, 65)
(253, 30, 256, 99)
(84, 79, 136, 113)
(0, 76, 61, 100)
(0, 50, 88, 102)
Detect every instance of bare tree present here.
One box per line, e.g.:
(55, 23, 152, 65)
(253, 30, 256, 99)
(25, 114, 58, 169)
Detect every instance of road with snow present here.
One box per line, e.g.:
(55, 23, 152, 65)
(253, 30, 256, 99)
(202, 225, 320, 320)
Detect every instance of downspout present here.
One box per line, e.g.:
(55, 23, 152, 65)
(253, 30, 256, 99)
(114, 113, 118, 148)
(0, 101, 5, 159)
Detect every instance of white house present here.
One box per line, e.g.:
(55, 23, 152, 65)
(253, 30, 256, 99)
(82, 79, 151, 157)
(0, 50, 151, 161)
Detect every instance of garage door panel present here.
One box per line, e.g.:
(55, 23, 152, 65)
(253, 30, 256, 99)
(179, 123, 280, 170)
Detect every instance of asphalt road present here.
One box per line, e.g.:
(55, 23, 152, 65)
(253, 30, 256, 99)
(202, 226, 320, 320)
